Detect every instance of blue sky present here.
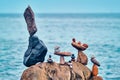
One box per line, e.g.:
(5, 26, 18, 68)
(0, 0, 120, 13)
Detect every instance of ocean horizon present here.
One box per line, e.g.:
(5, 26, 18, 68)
(0, 13, 120, 80)
(0, 13, 120, 18)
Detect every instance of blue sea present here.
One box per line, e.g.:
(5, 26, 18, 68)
(0, 13, 120, 80)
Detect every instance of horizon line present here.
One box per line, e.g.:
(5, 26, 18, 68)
(0, 12, 120, 14)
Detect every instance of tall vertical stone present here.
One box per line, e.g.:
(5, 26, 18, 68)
(24, 6, 37, 36)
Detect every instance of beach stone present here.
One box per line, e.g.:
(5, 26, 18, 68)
(24, 6, 37, 36)
(23, 36, 48, 67)
(21, 62, 91, 80)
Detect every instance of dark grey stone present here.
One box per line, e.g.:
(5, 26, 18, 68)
(47, 55, 53, 63)
(23, 36, 48, 67)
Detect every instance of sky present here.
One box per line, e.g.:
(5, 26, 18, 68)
(0, 0, 120, 13)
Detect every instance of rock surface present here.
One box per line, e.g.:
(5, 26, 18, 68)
(77, 51, 88, 65)
(23, 36, 48, 67)
(21, 62, 91, 80)
(91, 76, 103, 80)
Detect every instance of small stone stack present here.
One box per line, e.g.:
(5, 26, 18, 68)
(71, 38, 88, 65)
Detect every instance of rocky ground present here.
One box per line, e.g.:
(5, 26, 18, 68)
(20, 62, 102, 80)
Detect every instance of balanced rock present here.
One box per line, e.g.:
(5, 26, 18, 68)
(54, 46, 72, 64)
(71, 54, 75, 61)
(21, 62, 91, 80)
(91, 56, 100, 76)
(24, 6, 37, 36)
(71, 38, 88, 65)
(47, 55, 53, 63)
(77, 51, 88, 65)
(23, 36, 48, 67)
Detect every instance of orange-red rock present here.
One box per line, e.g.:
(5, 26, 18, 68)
(92, 64, 98, 76)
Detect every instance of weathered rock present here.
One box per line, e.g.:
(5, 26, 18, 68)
(77, 51, 88, 65)
(91, 76, 103, 80)
(23, 36, 48, 67)
(21, 62, 91, 80)
(24, 6, 37, 36)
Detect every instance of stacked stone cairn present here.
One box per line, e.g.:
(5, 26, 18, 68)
(21, 6, 103, 80)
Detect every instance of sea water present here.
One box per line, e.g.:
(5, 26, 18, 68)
(0, 13, 120, 80)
